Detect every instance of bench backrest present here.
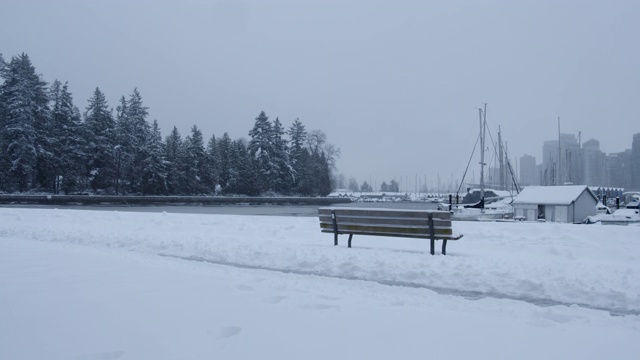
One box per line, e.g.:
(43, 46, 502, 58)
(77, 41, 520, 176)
(318, 207, 455, 239)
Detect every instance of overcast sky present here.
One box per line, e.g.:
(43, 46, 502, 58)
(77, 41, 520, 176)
(2, 0, 639, 191)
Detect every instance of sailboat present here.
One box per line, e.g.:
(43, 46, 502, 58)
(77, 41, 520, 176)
(440, 104, 518, 221)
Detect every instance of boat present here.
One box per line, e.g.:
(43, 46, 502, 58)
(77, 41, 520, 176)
(597, 208, 640, 225)
(441, 104, 518, 221)
(584, 194, 640, 225)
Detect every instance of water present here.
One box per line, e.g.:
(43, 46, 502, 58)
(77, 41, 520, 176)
(1, 201, 440, 217)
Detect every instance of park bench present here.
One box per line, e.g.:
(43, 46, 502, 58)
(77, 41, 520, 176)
(318, 207, 463, 255)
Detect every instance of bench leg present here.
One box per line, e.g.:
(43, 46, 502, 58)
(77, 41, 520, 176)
(348, 234, 353, 248)
(442, 240, 447, 255)
(428, 213, 435, 255)
(331, 210, 338, 246)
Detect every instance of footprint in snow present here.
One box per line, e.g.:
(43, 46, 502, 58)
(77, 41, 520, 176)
(75, 350, 125, 360)
(302, 303, 337, 311)
(264, 295, 287, 304)
(218, 326, 242, 338)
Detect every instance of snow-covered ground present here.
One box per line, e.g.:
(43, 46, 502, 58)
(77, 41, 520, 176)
(1, 207, 639, 360)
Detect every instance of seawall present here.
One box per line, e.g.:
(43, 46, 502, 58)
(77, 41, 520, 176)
(0, 195, 352, 206)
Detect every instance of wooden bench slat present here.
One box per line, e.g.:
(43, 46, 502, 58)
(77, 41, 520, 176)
(318, 215, 452, 227)
(318, 207, 451, 220)
(321, 229, 463, 240)
(319, 223, 453, 236)
(318, 221, 454, 232)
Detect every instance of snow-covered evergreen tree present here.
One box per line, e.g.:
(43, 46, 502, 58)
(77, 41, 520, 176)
(84, 87, 116, 193)
(182, 125, 208, 194)
(125, 88, 151, 194)
(216, 132, 234, 193)
(248, 111, 276, 193)
(113, 96, 130, 193)
(229, 139, 259, 195)
(50, 81, 85, 194)
(112, 89, 151, 194)
(389, 179, 399, 192)
(142, 120, 168, 194)
(205, 134, 218, 192)
(0, 54, 47, 192)
(287, 118, 307, 194)
(271, 117, 292, 194)
(164, 126, 184, 194)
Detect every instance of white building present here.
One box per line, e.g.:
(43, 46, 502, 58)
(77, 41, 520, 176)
(513, 185, 598, 223)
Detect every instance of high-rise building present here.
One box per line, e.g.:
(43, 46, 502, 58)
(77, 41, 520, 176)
(582, 139, 605, 186)
(519, 154, 536, 186)
(605, 150, 632, 188)
(542, 140, 558, 185)
(632, 133, 640, 190)
(541, 134, 580, 185)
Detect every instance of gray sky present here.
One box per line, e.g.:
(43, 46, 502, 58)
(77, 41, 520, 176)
(2, 0, 639, 191)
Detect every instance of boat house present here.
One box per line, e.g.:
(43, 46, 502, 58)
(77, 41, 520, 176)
(513, 185, 598, 223)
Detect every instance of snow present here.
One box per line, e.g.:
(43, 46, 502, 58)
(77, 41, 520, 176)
(1, 207, 639, 359)
(514, 185, 597, 205)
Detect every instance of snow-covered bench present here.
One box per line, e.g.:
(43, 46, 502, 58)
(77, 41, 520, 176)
(318, 207, 463, 255)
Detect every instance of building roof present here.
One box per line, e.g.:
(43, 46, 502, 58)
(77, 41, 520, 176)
(513, 185, 598, 205)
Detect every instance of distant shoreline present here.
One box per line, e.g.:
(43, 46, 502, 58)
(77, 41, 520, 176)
(0, 195, 351, 206)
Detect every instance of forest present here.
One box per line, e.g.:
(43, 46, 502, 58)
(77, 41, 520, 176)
(0, 53, 338, 196)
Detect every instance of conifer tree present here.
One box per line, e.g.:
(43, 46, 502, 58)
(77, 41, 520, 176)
(272, 117, 292, 194)
(113, 96, 130, 194)
(112, 89, 150, 194)
(248, 111, 276, 192)
(84, 87, 116, 193)
(125, 88, 150, 193)
(164, 126, 184, 194)
(205, 134, 218, 192)
(389, 179, 399, 192)
(288, 118, 307, 193)
(51, 81, 84, 194)
(0, 54, 5, 187)
(142, 120, 168, 194)
(216, 133, 234, 193)
(0, 54, 46, 191)
(230, 139, 259, 195)
(182, 125, 208, 194)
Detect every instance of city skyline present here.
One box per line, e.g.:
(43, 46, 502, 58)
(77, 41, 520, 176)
(518, 131, 639, 190)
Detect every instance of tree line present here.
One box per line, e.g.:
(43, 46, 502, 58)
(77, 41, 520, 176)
(345, 178, 399, 193)
(0, 53, 338, 196)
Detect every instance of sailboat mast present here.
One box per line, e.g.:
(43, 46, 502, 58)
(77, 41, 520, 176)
(498, 125, 504, 190)
(479, 104, 486, 209)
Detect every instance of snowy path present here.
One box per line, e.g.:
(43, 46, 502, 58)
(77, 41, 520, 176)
(159, 253, 640, 316)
